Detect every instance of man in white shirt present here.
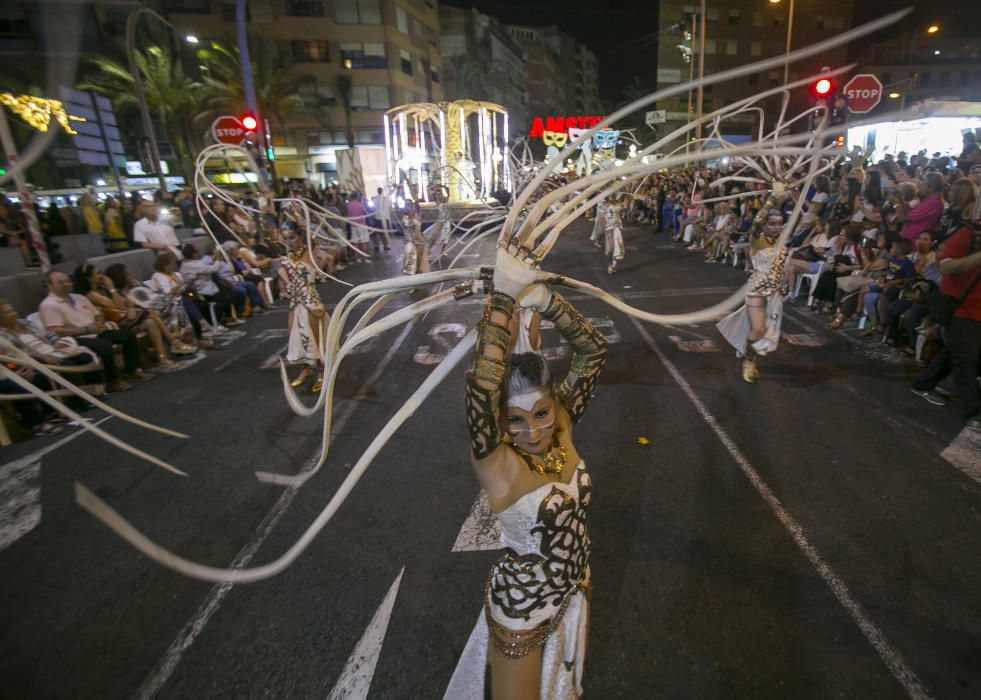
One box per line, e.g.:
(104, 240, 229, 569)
(38, 270, 149, 391)
(371, 187, 392, 252)
(133, 202, 182, 258)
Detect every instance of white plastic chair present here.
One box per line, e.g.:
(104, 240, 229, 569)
(793, 261, 826, 307)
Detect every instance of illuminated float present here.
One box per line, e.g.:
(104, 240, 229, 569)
(384, 100, 510, 205)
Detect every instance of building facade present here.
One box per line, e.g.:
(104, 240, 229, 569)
(859, 35, 981, 114)
(158, 0, 444, 181)
(507, 24, 601, 136)
(439, 5, 528, 131)
(655, 0, 855, 144)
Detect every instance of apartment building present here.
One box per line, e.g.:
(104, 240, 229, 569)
(158, 0, 444, 179)
(439, 5, 528, 131)
(655, 0, 854, 144)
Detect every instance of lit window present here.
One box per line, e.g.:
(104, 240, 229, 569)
(339, 42, 386, 69)
(704, 39, 716, 55)
(292, 40, 330, 63)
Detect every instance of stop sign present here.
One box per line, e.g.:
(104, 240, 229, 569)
(211, 116, 246, 145)
(843, 74, 883, 114)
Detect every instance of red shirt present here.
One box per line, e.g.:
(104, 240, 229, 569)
(939, 226, 981, 321)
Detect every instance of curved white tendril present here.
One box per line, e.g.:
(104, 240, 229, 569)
(73, 8, 910, 581)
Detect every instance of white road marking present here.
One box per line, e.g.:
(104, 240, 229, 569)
(630, 318, 931, 700)
(254, 328, 289, 340)
(0, 417, 112, 551)
(136, 322, 417, 699)
(939, 425, 981, 486)
(452, 491, 502, 552)
(414, 323, 468, 365)
(326, 567, 405, 700)
(260, 344, 289, 370)
(667, 335, 719, 353)
(783, 333, 826, 347)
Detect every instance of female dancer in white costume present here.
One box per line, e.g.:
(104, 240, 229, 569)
(279, 228, 328, 393)
(445, 252, 607, 699)
(716, 208, 789, 383)
(401, 203, 429, 276)
(603, 197, 625, 275)
(589, 199, 606, 248)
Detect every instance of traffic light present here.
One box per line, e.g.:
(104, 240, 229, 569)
(813, 78, 833, 98)
(240, 114, 258, 131)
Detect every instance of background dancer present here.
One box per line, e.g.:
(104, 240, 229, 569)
(446, 249, 607, 699)
(604, 196, 625, 275)
(717, 209, 789, 383)
(279, 228, 327, 393)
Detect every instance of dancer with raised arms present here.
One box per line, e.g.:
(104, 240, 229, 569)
(445, 245, 607, 699)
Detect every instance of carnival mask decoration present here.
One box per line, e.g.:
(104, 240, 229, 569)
(592, 129, 619, 150)
(542, 131, 569, 149)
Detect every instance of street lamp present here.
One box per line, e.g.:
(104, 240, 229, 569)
(902, 24, 941, 111)
(767, 0, 795, 85)
(185, 35, 199, 44)
(889, 92, 901, 99)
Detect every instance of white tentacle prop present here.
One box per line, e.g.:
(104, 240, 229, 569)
(75, 328, 476, 582)
(72, 8, 909, 582)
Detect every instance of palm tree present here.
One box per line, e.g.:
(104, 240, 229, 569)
(79, 45, 206, 181)
(616, 76, 656, 136)
(194, 40, 329, 146)
(334, 72, 355, 148)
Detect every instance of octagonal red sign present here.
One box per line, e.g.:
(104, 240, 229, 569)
(211, 116, 245, 145)
(843, 74, 883, 114)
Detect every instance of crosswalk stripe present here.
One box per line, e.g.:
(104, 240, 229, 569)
(452, 491, 502, 552)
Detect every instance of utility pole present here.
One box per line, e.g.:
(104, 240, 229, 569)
(695, 0, 706, 140)
(126, 7, 169, 192)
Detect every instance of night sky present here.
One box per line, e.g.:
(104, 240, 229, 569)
(447, 1, 978, 103)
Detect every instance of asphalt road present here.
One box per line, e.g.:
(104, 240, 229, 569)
(1, 220, 979, 699)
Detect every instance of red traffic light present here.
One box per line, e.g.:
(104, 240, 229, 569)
(241, 114, 258, 131)
(814, 79, 832, 96)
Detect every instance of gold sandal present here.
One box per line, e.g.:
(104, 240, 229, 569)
(291, 366, 314, 388)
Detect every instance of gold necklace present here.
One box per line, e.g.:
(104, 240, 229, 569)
(509, 429, 567, 477)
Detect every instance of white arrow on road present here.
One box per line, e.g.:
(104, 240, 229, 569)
(452, 491, 502, 552)
(667, 335, 720, 352)
(0, 417, 111, 551)
(326, 567, 405, 700)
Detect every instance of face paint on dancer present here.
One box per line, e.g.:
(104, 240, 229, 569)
(506, 390, 557, 455)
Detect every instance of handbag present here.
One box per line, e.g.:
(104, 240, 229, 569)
(929, 272, 980, 326)
(792, 246, 821, 262)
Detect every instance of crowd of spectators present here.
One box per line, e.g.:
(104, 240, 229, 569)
(0, 178, 407, 440)
(626, 131, 980, 429)
(2, 132, 979, 441)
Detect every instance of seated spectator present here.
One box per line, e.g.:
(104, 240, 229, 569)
(203, 198, 238, 244)
(861, 238, 916, 336)
(898, 172, 944, 242)
(104, 263, 198, 360)
(0, 299, 98, 370)
(179, 244, 242, 326)
(221, 240, 276, 306)
(79, 193, 104, 236)
(147, 253, 215, 344)
(133, 201, 182, 258)
(213, 244, 267, 314)
(39, 270, 150, 392)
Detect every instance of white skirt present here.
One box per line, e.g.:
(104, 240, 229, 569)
(605, 227, 624, 260)
(716, 294, 784, 355)
(286, 305, 322, 365)
(443, 592, 589, 700)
